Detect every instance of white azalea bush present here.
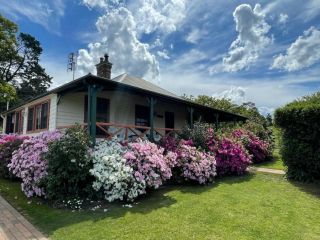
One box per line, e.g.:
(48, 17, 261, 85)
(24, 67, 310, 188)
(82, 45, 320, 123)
(90, 139, 146, 202)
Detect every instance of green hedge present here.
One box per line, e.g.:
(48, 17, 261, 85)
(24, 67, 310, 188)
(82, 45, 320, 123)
(274, 92, 320, 181)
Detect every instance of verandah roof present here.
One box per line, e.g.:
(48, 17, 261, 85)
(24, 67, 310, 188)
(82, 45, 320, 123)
(1, 73, 247, 122)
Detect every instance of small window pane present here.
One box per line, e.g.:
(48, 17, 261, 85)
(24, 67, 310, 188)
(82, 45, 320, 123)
(41, 103, 48, 129)
(35, 105, 42, 130)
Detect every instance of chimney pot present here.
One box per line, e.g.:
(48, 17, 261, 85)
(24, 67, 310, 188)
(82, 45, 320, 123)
(104, 54, 109, 61)
(96, 54, 112, 79)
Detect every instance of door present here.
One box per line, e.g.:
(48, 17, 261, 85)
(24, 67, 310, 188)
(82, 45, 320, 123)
(165, 111, 174, 134)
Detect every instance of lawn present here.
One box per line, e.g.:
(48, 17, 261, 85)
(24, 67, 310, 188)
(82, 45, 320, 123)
(254, 127, 285, 170)
(1, 173, 319, 240)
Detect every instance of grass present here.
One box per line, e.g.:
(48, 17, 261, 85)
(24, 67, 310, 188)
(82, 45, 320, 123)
(253, 127, 285, 170)
(1, 173, 319, 240)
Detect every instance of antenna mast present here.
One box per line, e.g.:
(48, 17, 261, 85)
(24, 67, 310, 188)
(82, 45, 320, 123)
(67, 52, 77, 80)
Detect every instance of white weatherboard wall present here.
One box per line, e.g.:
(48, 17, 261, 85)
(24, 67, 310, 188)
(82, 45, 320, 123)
(1, 115, 7, 134)
(56, 93, 85, 127)
(56, 90, 189, 130)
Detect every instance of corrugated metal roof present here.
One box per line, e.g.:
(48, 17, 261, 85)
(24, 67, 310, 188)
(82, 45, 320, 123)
(111, 73, 182, 99)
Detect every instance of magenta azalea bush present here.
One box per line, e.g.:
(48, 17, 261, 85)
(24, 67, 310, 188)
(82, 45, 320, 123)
(8, 130, 62, 197)
(0, 134, 29, 179)
(159, 135, 179, 153)
(215, 137, 251, 176)
(176, 142, 216, 184)
(124, 140, 176, 189)
(232, 129, 270, 163)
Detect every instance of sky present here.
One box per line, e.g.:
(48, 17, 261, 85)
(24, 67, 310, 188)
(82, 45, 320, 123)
(1, 0, 320, 115)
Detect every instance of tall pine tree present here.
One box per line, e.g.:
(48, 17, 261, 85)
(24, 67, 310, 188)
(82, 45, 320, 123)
(0, 15, 51, 111)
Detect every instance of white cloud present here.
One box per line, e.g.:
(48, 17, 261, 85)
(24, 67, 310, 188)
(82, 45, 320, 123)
(78, 0, 190, 81)
(271, 27, 320, 71)
(77, 7, 159, 80)
(133, 0, 188, 35)
(212, 86, 247, 105)
(185, 28, 204, 44)
(278, 13, 288, 24)
(258, 106, 275, 116)
(157, 50, 170, 59)
(0, 0, 65, 35)
(222, 4, 272, 72)
(82, 0, 124, 10)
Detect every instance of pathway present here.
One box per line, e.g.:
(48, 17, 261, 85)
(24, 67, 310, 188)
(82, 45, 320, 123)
(0, 195, 47, 240)
(249, 166, 285, 175)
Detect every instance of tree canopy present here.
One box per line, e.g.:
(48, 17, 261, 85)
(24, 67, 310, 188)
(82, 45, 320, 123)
(0, 15, 51, 111)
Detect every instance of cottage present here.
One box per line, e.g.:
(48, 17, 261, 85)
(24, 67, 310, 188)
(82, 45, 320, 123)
(1, 55, 246, 143)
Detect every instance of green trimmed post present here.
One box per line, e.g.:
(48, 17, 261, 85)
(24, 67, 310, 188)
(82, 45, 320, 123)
(149, 97, 155, 141)
(87, 84, 99, 145)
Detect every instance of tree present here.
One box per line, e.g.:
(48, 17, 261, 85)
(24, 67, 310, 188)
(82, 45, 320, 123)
(0, 82, 16, 108)
(0, 15, 51, 105)
(266, 113, 273, 126)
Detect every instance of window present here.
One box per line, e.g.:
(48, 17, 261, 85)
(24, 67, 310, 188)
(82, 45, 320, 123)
(135, 105, 150, 127)
(84, 96, 109, 123)
(27, 101, 50, 132)
(14, 110, 23, 133)
(27, 108, 34, 131)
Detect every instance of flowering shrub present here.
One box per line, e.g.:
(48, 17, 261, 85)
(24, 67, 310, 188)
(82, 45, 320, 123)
(43, 126, 93, 200)
(159, 135, 178, 153)
(90, 139, 146, 202)
(8, 131, 62, 197)
(124, 140, 175, 189)
(180, 122, 215, 151)
(215, 137, 251, 176)
(176, 143, 216, 184)
(0, 135, 28, 179)
(232, 129, 271, 163)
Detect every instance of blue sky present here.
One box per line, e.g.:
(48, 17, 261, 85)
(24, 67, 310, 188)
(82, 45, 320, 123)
(1, 0, 320, 114)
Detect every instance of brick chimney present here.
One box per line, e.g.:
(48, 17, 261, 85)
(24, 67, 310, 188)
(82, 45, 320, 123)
(96, 54, 112, 79)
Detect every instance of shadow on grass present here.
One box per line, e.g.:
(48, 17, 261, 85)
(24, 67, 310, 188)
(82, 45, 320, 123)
(288, 179, 320, 198)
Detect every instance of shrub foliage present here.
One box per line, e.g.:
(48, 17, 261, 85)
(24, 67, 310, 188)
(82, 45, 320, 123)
(0, 135, 28, 179)
(43, 126, 93, 200)
(275, 92, 320, 181)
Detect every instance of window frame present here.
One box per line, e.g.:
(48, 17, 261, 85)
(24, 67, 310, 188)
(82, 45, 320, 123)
(14, 109, 24, 134)
(26, 100, 50, 133)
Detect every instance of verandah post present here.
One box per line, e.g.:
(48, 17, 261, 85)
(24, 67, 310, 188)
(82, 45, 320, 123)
(148, 96, 156, 141)
(215, 113, 219, 130)
(87, 84, 100, 145)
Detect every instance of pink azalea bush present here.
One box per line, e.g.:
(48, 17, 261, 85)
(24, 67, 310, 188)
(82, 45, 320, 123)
(232, 129, 271, 163)
(176, 142, 216, 184)
(8, 130, 62, 197)
(124, 140, 176, 189)
(215, 137, 252, 176)
(0, 134, 29, 179)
